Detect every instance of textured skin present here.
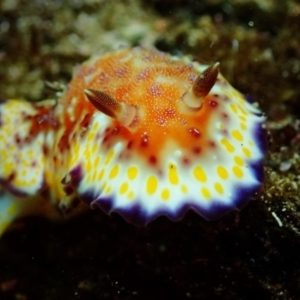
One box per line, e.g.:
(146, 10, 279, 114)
(0, 47, 266, 235)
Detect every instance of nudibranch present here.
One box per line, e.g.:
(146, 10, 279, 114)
(0, 47, 266, 236)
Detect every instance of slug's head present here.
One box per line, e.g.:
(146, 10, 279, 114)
(61, 47, 266, 225)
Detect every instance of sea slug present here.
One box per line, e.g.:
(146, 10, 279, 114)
(0, 47, 266, 236)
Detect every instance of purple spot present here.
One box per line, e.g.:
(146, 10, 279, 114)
(221, 112, 229, 120)
(149, 155, 157, 165)
(102, 127, 120, 145)
(188, 128, 201, 138)
(188, 73, 197, 84)
(43, 144, 49, 156)
(69, 165, 83, 187)
(80, 113, 91, 129)
(208, 100, 218, 108)
(115, 67, 127, 78)
(148, 83, 162, 97)
(14, 134, 21, 145)
(87, 65, 96, 73)
(192, 146, 202, 154)
(97, 72, 108, 84)
(182, 157, 190, 165)
(137, 68, 150, 80)
(140, 132, 149, 147)
(208, 140, 216, 148)
(127, 140, 133, 149)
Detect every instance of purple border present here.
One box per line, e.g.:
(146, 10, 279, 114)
(83, 118, 266, 226)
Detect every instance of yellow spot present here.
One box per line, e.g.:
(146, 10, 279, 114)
(29, 178, 37, 186)
(98, 169, 105, 180)
(109, 164, 119, 179)
(232, 130, 244, 142)
(83, 148, 91, 160)
(93, 122, 99, 131)
(234, 156, 245, 166)
(7, 204, 18, 216)
(230, 104, 238, 114)
(248, 140, 254, 147)
(9, 144, 16, 151)
(92, 170, 97, 181)
(240, 123, 247, 130)
(168, 163, 179, 185)
(161, 189, 170, 201)
(239, 115, 247, 122)
(193, 166, 207, 182)
(181, 185, 188, 193)
(94, 156, 101, 168)
(221, 138, 235, 153)
(217, 166, 229, 180)
(233, 166, 244, 178)
(86, 160, 92, 173)
(105, 150, 114, 165)
(127, 166, 138, 180)
(101, 182, 107, 191)
(87, 132, 96, 142)
(74, 141, 80, 153)
(0, 149, 8, 160)
(119, 182, 129, 195)
(201, 187, 211, 200)
(127, 191, 134, 200)
(214, 182, 224, 194)
(242, 147, 252, 158)
(3, 162, 14, 176)
(104, 185, 112, 194)
(70, 153, 79, 166)
(0, 221, 9, 233)
(15, 178, 26, 187)
(146, 175, 158, 195)
(92, 143, 98, 154)
(86, 174, 91, 183)
(27, 149, 33, 157)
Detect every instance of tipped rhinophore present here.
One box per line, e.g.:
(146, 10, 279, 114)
(182, 62, 219, 109)
(84, 88, 137, 128)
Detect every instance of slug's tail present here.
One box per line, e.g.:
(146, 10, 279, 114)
(0, 98, 57, 236)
